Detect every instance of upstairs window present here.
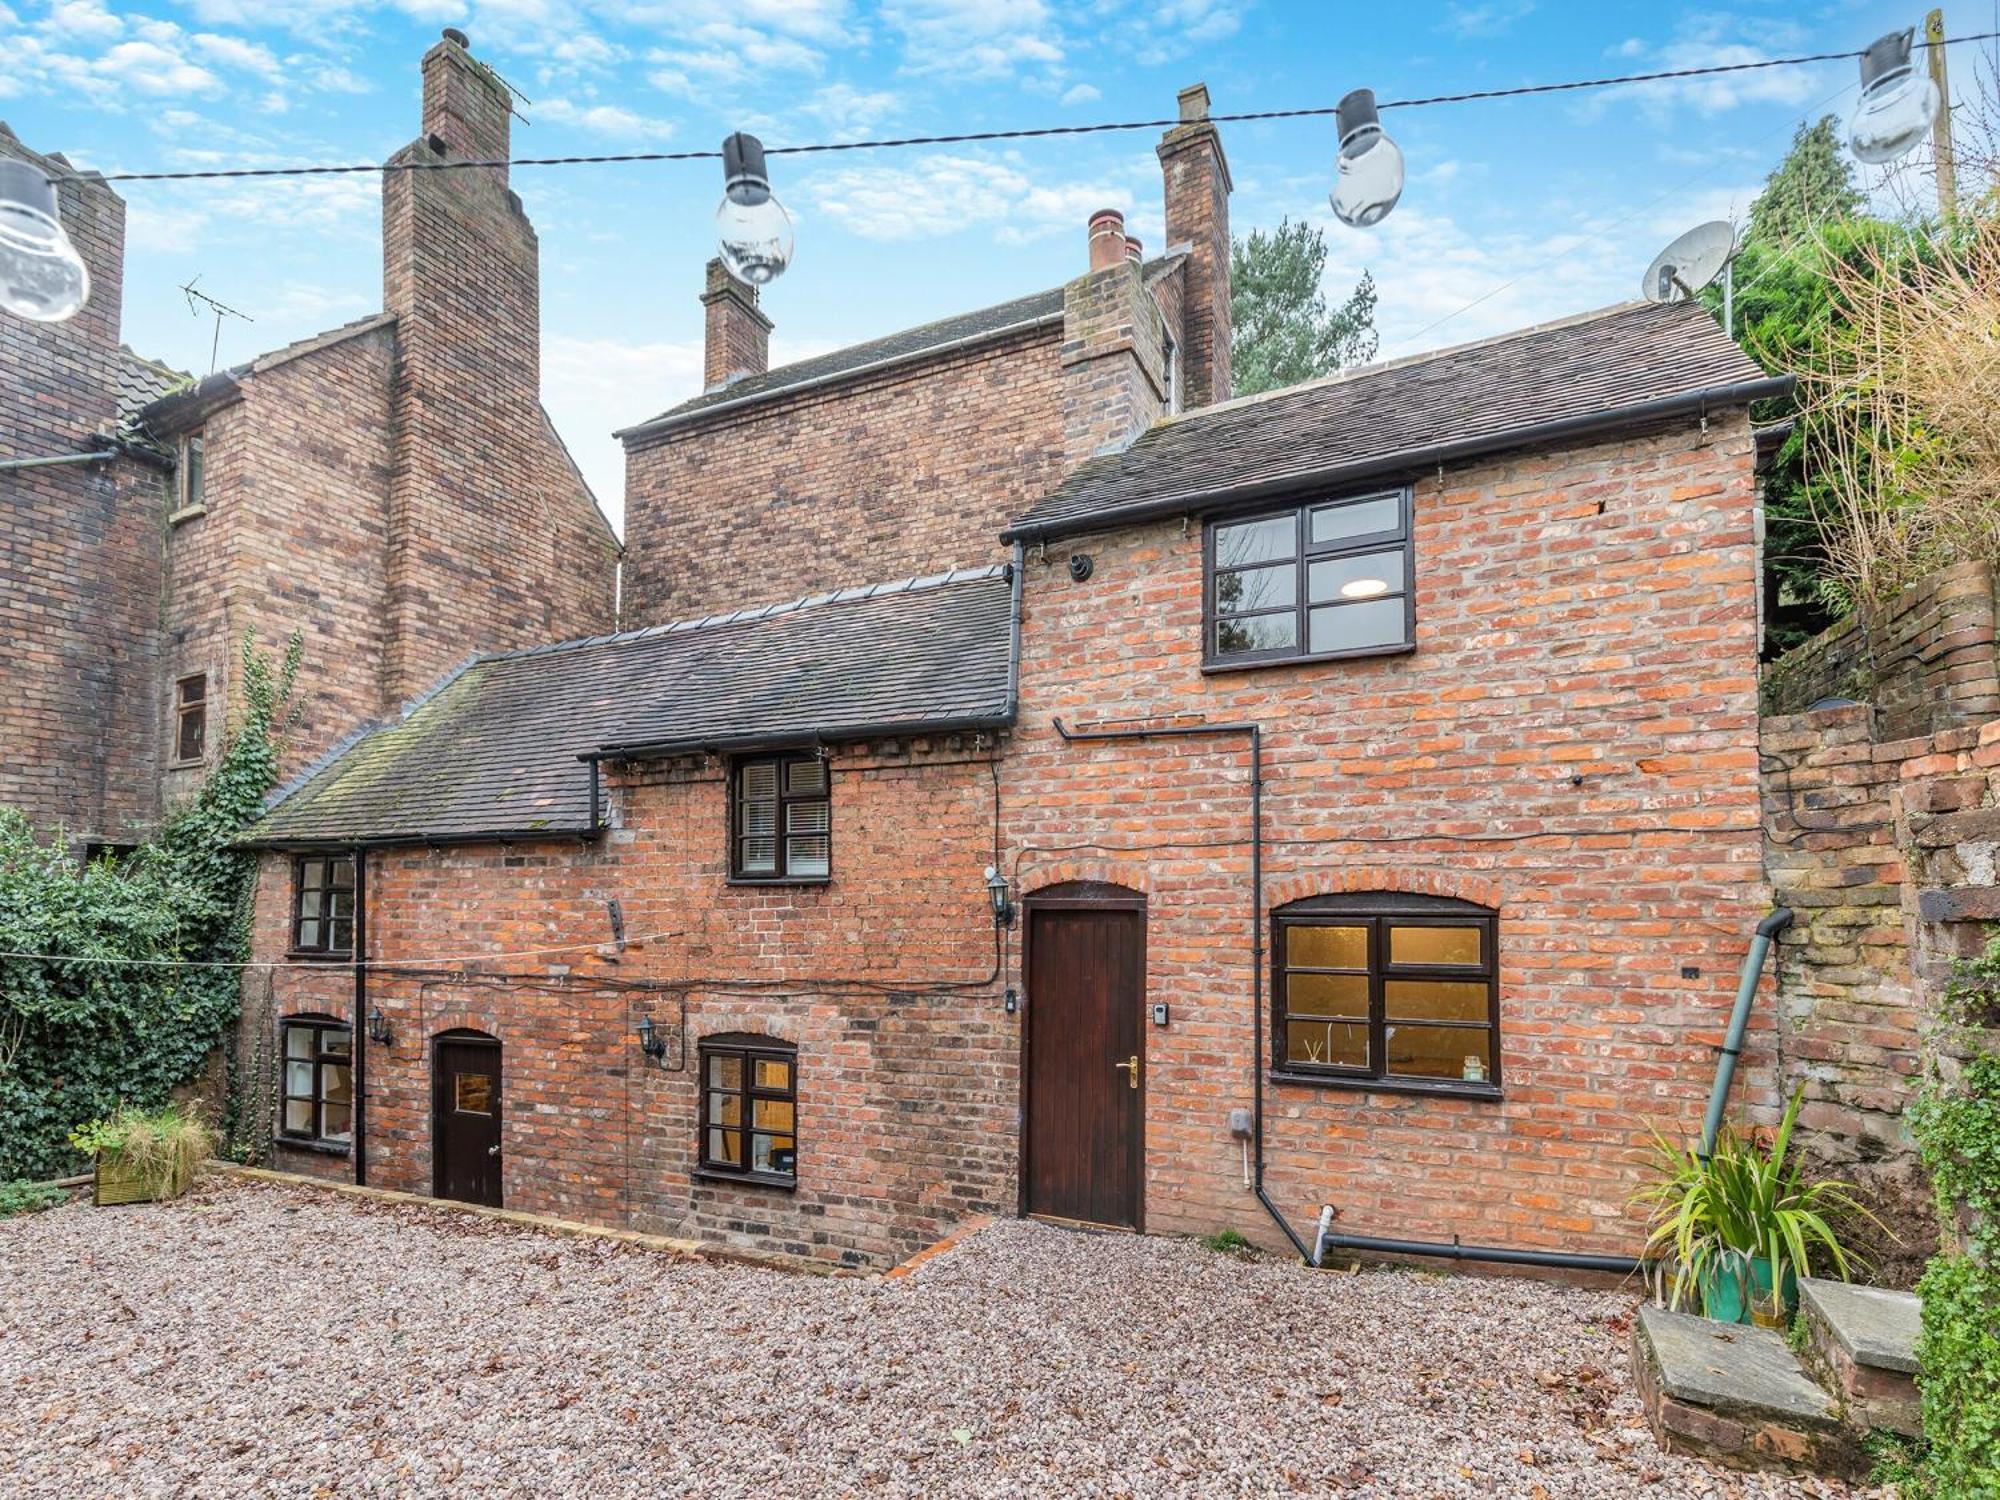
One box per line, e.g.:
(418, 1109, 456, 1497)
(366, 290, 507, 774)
(280, 1015, 353, 1147)
(178, 433, 205, 512)
(699, 1035, 798, 1186)
(1273, 891, 1499, 1096)
(291, 854, 356, 957)
(173, 674, 207, 764)
(1206, 490, 1413, 668)
(731, 753, 830, 881)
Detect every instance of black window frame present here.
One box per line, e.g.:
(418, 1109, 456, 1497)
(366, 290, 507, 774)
(1203, 488, 1415, 671)
(290, 853, 357, 958)
(178, 432, 204, 512)
(279, 1013, 354, 1150)
(697, 1035, 798, 1188)
(1271, 892, 1501, 1100)
(173, 672, 207, 765)
(728, 751, 832, 884)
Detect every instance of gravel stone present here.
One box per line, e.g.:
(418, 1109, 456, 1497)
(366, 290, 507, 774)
(1, 1179, 1873, 1498)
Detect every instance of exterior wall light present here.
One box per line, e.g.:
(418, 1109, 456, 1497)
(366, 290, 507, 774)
(984, 865, 1017, 928)
(716, 132, 794, 286)
(637, 1014, 667, 1060)
(1329, 89, 1404, 228)
(0, 160, 90, 323)
(367, 1006, 393, 1048)
(1848, 29, 1939, 164)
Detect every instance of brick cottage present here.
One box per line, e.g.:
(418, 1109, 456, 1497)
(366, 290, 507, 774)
(239, 87, 1788, 1269)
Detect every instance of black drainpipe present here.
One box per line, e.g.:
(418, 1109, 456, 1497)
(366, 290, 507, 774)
(351, 847, 368, 1188)
(1050, 715, 1312, 1260)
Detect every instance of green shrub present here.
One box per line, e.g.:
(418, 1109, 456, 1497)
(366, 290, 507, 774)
(1200, 1228, 1251, 1254)
(0, 634, 298, 1180)
(70, 1100, 216, 1199)
(0, 1179, 65, 1217)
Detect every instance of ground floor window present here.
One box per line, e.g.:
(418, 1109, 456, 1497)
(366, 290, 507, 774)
(1273, 891, 1500, 1095)
(280, 1015, 354, 1145)
(699, 1035, 797, 1185)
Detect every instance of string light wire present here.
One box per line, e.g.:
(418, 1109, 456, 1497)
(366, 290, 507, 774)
(49, 31, 1999, 186)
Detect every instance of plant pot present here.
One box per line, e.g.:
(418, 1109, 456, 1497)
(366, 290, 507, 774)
(91, 1153, 194, 1206)
(1700, 1254, 1798, 1325)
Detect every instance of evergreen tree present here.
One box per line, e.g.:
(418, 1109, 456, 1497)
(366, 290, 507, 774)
(1746, 116, 1864, 247)
(1230, 219, 1378, 397)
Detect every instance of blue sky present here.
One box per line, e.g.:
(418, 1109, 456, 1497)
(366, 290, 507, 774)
(0, 0, 1953, 527)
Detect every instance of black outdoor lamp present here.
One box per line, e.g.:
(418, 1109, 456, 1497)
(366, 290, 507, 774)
(367, 1006, 392, 1048)
(984, 865, 1016, 929)
(637, 1014, 667, 1061)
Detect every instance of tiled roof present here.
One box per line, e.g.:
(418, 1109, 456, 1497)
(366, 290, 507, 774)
(1006, 299, 1785, 542)
(243, 566, 1017, 847)
(116, 347, 189, 426)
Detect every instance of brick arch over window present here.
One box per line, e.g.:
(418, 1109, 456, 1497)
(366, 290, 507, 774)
(1266, 865, 1505, 914)
(1020, 861, 1156, 900)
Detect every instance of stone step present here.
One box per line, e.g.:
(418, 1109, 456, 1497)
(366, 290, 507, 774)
(1631, 1305, 1865, 1478)
(1798, 1276, 1924, 1438)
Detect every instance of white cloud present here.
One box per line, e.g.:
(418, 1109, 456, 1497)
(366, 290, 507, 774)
(1438, 2, 1533, 40)
(40, 0, 122, 41)
(802, 151, 1143, 245)
(535, 95, 676, 142)
(191, 31, 284, 77)
(796, 82, 899, 138)
(1132, 0, 1242, 67)
(882, 0, 1064, 80)
(1060, 82, 1099, 106)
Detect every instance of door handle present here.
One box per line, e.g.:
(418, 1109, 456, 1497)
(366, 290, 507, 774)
(1114, 1054, 1140, 1090)
(487, 1144, 501, 1157)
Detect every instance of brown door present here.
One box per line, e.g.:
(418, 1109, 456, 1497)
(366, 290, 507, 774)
(1023, 889, 1145, 1229)
(432, 1031, 502, 1207)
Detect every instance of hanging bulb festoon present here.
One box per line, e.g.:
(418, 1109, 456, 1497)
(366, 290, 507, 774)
(1329, 88, 1405, 228)
(715, 132, 794, 286)
(1849, 28, 1939, 165)
(0, 160, 90, 324)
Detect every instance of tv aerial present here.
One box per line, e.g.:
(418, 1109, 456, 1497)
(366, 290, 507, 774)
(1643, 220, 1740, 334)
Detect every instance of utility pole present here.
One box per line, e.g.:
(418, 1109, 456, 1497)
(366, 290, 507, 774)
(1926, 8, 1958, 225)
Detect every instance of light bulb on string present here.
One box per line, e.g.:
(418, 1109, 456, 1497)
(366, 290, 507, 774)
(1329, 89, 1404, 228)
(1848, 28, 1939, 164)
(715, 132, 794, 286)
(0, 160, 90, 323)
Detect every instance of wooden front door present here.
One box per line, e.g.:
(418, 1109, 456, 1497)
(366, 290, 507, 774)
(1023, 888, 1145, 1229)
(432, 1031, 502, 1207)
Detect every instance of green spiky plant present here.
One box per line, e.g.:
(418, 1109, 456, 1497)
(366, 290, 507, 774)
(69, 1101, 215, 1201)
(1635, 1089, 1880, 1324)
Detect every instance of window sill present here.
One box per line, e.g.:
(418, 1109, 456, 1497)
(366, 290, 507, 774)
(168, 758, 206, 771)
(167, 503, 207, 526)
(692, 1167, 798, 1192)
(286, 950, 354, 964)
(1268, 1069, 1502, 1103)
(1202, 641, 1416, 675)
(275, 1136, 352, 1157)
(725, 876, 831, 889)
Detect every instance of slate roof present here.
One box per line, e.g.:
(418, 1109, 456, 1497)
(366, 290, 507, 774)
(243, 565, 1017, 847)
(1006, 299, 1786, 542)
(116, 348, 190, 426)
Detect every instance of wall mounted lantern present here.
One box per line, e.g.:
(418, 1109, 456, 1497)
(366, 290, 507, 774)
(637, 1014, 667, 1060)
(984, 865, 1017, 929)
(367, 1006, 393, 1048)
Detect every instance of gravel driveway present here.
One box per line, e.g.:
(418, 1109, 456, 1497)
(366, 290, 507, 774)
(3, 1178, 1867, 1499)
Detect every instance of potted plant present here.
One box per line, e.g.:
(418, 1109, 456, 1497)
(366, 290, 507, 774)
(1634, 1089, 1877, 1326)
(69, 1103, 215, 1206)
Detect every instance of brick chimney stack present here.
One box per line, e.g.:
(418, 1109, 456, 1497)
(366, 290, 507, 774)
(702, 258, 772, 390)
(1157, 82, 1232, 407)
(1060, 207, 1171, 470)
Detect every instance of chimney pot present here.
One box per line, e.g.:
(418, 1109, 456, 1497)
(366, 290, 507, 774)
(1177, 83, 1211, 122)
(1125, 235, 1143, 265)
(1088, 207, 1126, 272)
(442, 26, 469, 47)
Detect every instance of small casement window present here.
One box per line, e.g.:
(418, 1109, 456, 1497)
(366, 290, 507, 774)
(179, 433, 204, 511)
(280, 1015, 353, 1146)
(731, 752, 830, 881)
(1206, 489, 1413, 667)
(173, 674, 207, 763)
(291, 854, 356, 957)
(699, 1035, 797, 1185)
(1273, 892, 1499, 1095)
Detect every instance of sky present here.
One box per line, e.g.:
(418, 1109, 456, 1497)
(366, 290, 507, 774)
(0, 0, 1965, 530)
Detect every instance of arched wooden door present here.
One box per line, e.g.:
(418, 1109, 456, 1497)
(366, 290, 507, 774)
(432, 1030, 502, 1207)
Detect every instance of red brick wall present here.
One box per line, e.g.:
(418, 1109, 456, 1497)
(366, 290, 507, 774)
(622, 328, 1061, 624)
(248, 738, 1014, 1267)
(0, 130, 166, 845)
(1006, 418, 1771, 1256)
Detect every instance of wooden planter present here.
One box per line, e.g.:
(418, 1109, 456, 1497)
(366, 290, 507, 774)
(92, 1155, 193, 1206)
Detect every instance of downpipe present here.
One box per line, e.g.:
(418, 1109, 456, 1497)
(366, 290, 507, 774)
(1700, 906, 1794, 1159)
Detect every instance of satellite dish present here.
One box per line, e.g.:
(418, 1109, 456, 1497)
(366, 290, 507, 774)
(1643, 220, 1738, 304)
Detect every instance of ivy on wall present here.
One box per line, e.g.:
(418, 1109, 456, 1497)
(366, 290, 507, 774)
(0, 634, 299, 1181)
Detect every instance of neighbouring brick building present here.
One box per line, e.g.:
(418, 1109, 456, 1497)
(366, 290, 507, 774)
(237, 83, 1805, 1273)
(0, 31, 618, 850)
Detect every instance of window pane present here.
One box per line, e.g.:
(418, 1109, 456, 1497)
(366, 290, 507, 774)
(1214, 563, 1296, 616)
(320, 1103, 352, 1141)
(327, 919, 353, 953)
(739, 762, 778, 799)
(1389, 925, 1482, 967)
(787, 836, 830, 877)
(177, 712, 203, 762)
(322, 1062, 353, 1106)
(751, 1133, 795, 1174)
(1286, 924, 1366, 970)
(321, 1028, 352, 1058)
(709, 1090, 742, 1128)
(1286, 1019, 1368, 1069)
(300, 861, 326, 891)
(454, 1072, 494, 1114)
(1215, 613, 1296, 657)
(786, 801, 830, 835)
(298, 889, 323, 921)
(785, 759, 827, 797)
(1308, 549, 1405, 604)
(1386, 1025, 1492, 1081)
(1307, 599, 1406, 653)
(178, 675, 204, 707)
(708, 1127, 743, 1166)
(1286, 971, 1369, 1018)
(1215, 514, 1295, 567)
(753, 1098, 794, 1133)
(284, 1060, 314, 1097)
(740, 837, 777, 873)
(753, 1057, 791, 1091)
(285, 1026, 314, 1059)
(768, 1139, 797, 1175)
(1310, 495, 1400, 544)
(740, 800, 777, 836)
(329, 858, 354, 891)
(1384, 979, 1489, 1024)
(707, 1053, 742, 1091)
(283, 1099, 314, 1134)
(327, 892, 352, 921)
(295, 918, 321, 949)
